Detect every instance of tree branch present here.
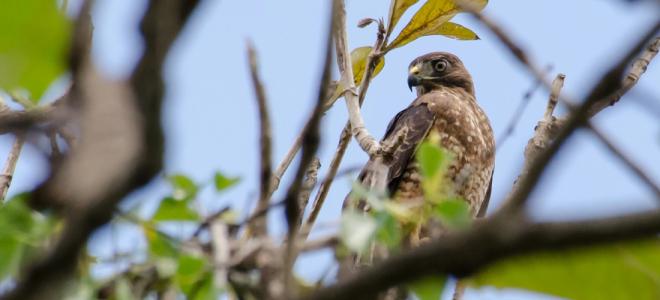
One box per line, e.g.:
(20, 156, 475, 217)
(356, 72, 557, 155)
(0, 134, 25, 202)
(302, 210, 660, 300)
(246, 42, 273, 238)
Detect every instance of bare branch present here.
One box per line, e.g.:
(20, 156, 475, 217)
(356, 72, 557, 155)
(210, 219, 230, 287)
(281, 1, 335, 296)
(246, 42, 273, 237)
(497, 65, 553, 148)
(587, 36, 660, 117)
(0, 134, 25, 202)
(334, 0, 381, 157)
(302, 210, 660, 300)
(301, 128, 352, 238)
(298, 157, 321, 225)
(545, 73, 565, 119)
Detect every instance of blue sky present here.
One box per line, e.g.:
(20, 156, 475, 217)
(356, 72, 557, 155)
(2, 0, 659, 299)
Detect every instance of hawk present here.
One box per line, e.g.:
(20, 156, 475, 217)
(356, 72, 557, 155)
(350, 52, 495, 243)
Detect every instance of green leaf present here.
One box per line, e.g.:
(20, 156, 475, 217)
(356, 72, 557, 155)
(375, 211, 402, 248)
(468, 239, 660, 300)
(434, 198, 471, 229)
(409, 275, 447, 300)
(340, 210, 378, 253)
(190, 272, 220, 300)
(386, 0, 487, 51)
(0, 193, 56, 279)
(0, 235, 21, 279)
(153, 197, 199, 222)
(0, 1, 71, 101)
(168, 174, 198, 200)
(417, 142, 448, 179)
(144, 226, 177, 259)
(386, 0, 420, 37)
(214, 172, 240, 192)
(176, 255, 207, 295)
(432, 22, 480, 40)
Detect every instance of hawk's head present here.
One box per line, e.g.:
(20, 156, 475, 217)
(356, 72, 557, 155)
(407, 52, 474, 96)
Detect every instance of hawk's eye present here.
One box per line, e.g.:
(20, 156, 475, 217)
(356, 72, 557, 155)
(433, 60, 448, 72)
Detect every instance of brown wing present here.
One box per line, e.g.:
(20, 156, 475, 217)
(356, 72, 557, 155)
(356, 103, 435, 196)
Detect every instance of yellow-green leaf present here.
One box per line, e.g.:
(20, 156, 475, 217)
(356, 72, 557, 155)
(326, 47, 386, 107)
(386, 0, 420, 35)
(433, 22, 480, 40)
(351, 46, 385, 86)
(409, 275, 447, 300)
(0, 1, 71, 101)
(386, 0, 487, 51)
(468, 239, 660, 300)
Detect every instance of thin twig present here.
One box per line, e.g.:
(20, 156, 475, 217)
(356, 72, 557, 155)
(246, 42, 273, 238)
(298, 157, 321, 225)
(496, 65, 553, 148)
(0, 134, 25, 202)
(210, 219, 230, 287)
(282, 1, 336, 296)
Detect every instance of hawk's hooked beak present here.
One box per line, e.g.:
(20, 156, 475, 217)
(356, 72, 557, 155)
(407, 64, 422, 91)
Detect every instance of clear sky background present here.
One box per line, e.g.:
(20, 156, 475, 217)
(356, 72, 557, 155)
(2, 0, 659, 299)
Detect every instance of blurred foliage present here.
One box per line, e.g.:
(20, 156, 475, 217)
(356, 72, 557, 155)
(0, 0, 70, 101)
(0, 193, 58, 280)
(468, 238, 660, 300)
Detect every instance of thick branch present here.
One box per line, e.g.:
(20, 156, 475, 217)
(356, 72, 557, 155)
(302, 210, 660, 300)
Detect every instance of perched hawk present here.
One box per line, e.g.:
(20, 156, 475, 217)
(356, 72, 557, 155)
(350, 52, 495, 242)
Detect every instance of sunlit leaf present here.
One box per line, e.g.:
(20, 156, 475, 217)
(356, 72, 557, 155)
(417, 141, 449, 179)
(434, 198, 471, 229)
(340, 210, 378, 253)
(168, 174, 198, 200)
(409, 275, 447, 300)
(191, 272, 220, 300)
(214, 172, 240, 192)
(432, 22, 480, 40)
(386, 0, 487, 51)
(144, 226, 177, 258)
(176, 255, 207, 295)
(351, 46, 385, 86)
(375, 211, 402, 248)
(0, 236, 21, 279)
(0, 1, 70, 101)
(386, 0, 420, 35)
(153, 197, 199, 222)
(468, 239, 660, 300)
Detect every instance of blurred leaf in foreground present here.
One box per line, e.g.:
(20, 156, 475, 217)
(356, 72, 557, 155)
(468, 239, 660, 300)
(0, 1, 70, 101)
